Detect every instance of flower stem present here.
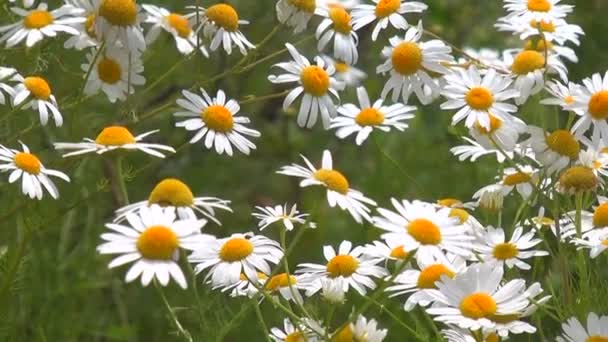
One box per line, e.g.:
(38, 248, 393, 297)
(115, 157, 130, 205)
(154, 281, 193, 342)
(253, 301, 272, 342)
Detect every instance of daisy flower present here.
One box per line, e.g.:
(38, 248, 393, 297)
(504, 48, 568, 105)
(572, 227, 608, 259)
(82, 46, 145, 103)
(540, 80, 581, 111)
(297, 240, 387, 296)
(315, 4, 359, 65)
(472, 184, 505, 212)
(556, 312, 608, 342)
(11, 74, 63, 126)
(217, 271, 267, 298)
(114, 178, 232, 225)
(0, 142, 70, 200)
(441, 328, 500, 342)
(0, 3, 83, 48)
(270, 318, 319, 342)
(333, 315, 387, 342)
(264, 272, 309, 304)
(527, 126, 580, 174)
(561, 197, 608, 240)
(189, 232, 283, 287)
(173, 88, 261, 156)
(8, 0, 35, 9)
(501, 0, 573, 22)
(579, 144, 608, 179)
(321, 277, 346, 303)
(363, 237, 412, 264)
(142, 4, 208, 56)
(386, 254, 467, 311)
(97, 205, 210, 289)
(568, 72, 608, 144)
(0, 66, 17, 105)
(330, 86, 415, 145)
(476, 226, 548, 270)
(268, 43, 344, 129)
(252, 203, 313, 231)
(198, 3, 254, 55)
(441, 66, 519, 129)
(351, 0, 427, 41)
(496, 17, 584, 47)
(468, 115, 527, 155)
(53, 126, 176, 158)
(277, 150, 377, 224)
(63, 0, 99, 50)
(425, 263, 538, 336)
(376, 22, 453, 105)
(275, 0, 317, 34)
(523, 36, 579, 63)
(498, 165, 539, 199)
(323, 55, 367, 87)
(93, 0, 146, 52)
(373, 199, 474, 263)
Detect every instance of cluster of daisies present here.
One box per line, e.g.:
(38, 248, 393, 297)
(2, 0, 608, 341)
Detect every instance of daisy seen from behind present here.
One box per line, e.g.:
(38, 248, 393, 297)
(275, 0, 317, 34)
(0, 142, 70, 200)
(189, 232, 283, 287)
(315, 4, 359, 65)
(572, 227, 608, 259)
(252, 203, 313, 231)
(198, 3, 255, 55)
(476, 225, 548, 270)
(11, 74, 63, 127)
(0, 2, 83, 48)
(93, 0, 146, 52)
(97, 205, 210, 289)
(333, 315, 388, 342)
(269, 43, 344, 129)
(54, 126, 176, 158)
(323, 55, 367, 87)
(270, 318, 319, 342)
(63, 0, 99, 50)
(556, 312, 608, 342)
(351, 0, 427, 41)
(330, 86, 415, 145)
(174, 88, 261, 156)
(277, 149, 377, 223)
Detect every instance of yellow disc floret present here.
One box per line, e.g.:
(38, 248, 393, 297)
(334, 62, 349, 73)
(530, 19, 556, 32)
(437, 198, 463, 208)
(333, 325, 353, 342)
(24, 76, 51, 100)
(166, 13, 192, 38)
(288, 0, 316, 13)
(137, 225, 179, 260)
(449, 208, 470, 224)
(375, 0, 400, 18)
(97, 57, 122, 84)
(219, 238, 254, 262)
(285, 331, 306, 342)
(459, 292, 497, 319)
(355, 108, 385, 126)
(503, 172, 532, 186)
(329, 6, 352, 34)
(314, 169, 350, 194)
(545, 130, 580, 159)
(407, 218, 442, 245)
(300, 66, 330, 96)
(147, 178, 195, 207)
(14, 152, 42, 175)
(559, 166, 598, 194)
(326, 255, 359, 278)
(417, 264, 455, 289)
(474, 115, 503, 135)
(23, 10, 54, 29)
(511, 50, 545, 75)
(389, 245, 409, 259)
(527, 0, 552, 12)
(99, 0, 138, 27)
(392, 42, 423, 75)
(205, 4, 239, 32)
(95, 126, 136, 146)
(492, 243, 519, 260)
(593, 203, 608, 227)
(85, 14, 97, 38)
(266, 273, 297, 291)
(202, 105, 234, 133)
(588, 91, 608, 120)
(586, 337, 608, 342)
(466, 87, 494, 110)
(524, 38, 554, 52)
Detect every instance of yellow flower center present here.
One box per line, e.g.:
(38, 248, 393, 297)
(355, 108, 385, 126)
(24, 76, 51, 100)
(285, 331, 306, 342)
(266, 273, 297, 291)
(201, 105, 234, 133)
(329, 6, 352, 34)
(14, 152, 42, 175)
(136, 225, 178, 260)
(587, 337, 608, 342)
(219, 238, 254, 262)
(466, 87, 494, 110)
(417, 264, 455, 289)
(593, 203, 608, 227)
(530, 19, 556, 32)
(437, 198, 463, 207)
(147, 178, 194, 207)
(459, 292, 497, 319)
(407, 218, 442, 245)
(588, 90, 608, 120)
(602, 240, 608, 247)
(449, 208, 470, 224)
(287, 0, 316, 13)
(392, 42, 423, 76)
(334, 62, 349, 73)
(559, 166, 598, 193)
(326, 254, 359, 278)
(389, 245, 409, 259)
(166, 13, 192, 38)
(486, 333, 500, 342)
(375, 0, 400, 18)
(511, 50, 545, 75)
(99, 0, 138, 26)
(240, 272, 268, 281)
(314, 169, 350, 194)
(97, 57, 122, 84)
(527, 0, 552, 12)
(503, 172, 532, 186)
(95, 126, 137, 146)
(23, 10, 54, 29)
(333, 325, 353, 342)
(492, 243, 519, 260)
(85, 14, 97, 38)
(300, 66, 330, 96)
(564, 95, 575, 104)
(524, 38, 554, 52)
(545, 130, 580, 159)
(474, 114, 503, 135)
(206, 4, 239, 32)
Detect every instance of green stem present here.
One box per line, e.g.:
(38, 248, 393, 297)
(280, 227, 312, 318)
(79, 41, 106, 95)
(154, 281, 193, 342)
(115, 157, 130, 205)
(367, 298, 426, 341)
(0, 211, 32, 302)
(253, 302, 272, 342)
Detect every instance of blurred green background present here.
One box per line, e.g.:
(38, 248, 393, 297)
(1, 0, 607, 340)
